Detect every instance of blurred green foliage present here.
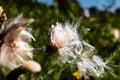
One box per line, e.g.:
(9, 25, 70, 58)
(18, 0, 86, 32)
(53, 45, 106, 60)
(0, 0, 120, 80)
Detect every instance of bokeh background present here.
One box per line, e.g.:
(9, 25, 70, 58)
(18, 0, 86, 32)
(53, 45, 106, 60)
(0, 0, 120, 80)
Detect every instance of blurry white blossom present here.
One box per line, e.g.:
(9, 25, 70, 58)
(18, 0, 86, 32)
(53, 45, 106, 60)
(47, 21, 109, 77)
(0, 14, 36, 71)
(83, 8, 90, 18)
(111, 28, 120, 41)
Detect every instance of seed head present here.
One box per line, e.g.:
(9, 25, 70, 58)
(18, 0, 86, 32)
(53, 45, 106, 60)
(47, 21, 109, 77)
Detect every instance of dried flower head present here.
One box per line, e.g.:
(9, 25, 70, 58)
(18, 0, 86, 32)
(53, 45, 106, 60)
(0, 14, 35, 71)
(47, 21, 110, 77)
(0, 6, 7, 34)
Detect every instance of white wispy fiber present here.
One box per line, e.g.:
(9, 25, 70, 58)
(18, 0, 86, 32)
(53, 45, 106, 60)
(0, 14, 35, 71)
(48, 21, 109, 77)
(21, 60, 41, 73)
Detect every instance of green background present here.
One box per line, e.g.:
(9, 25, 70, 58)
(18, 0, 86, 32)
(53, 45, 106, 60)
(0, 0, 120, 80)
